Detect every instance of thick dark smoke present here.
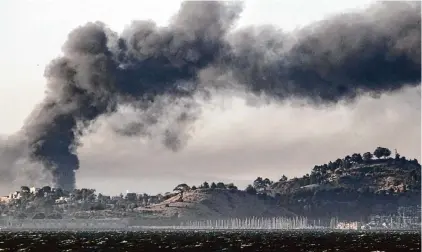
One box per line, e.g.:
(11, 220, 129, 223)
(4, 1, 420, 190)
(223, 1, 421, 102)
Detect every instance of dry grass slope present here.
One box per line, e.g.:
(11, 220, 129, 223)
(134, 189, 295, 220)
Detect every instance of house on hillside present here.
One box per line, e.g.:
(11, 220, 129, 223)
(55, 197, 70, 204)
(8, 191, 21, 200)
(30, 187, 40, 194)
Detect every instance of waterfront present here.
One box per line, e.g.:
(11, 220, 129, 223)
(1, 215, 420, 231)
(0, 230, 420, 251)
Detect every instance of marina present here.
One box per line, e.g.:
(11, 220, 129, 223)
(1, 214, 420, 231)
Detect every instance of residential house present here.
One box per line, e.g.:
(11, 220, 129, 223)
(30, 187, 40, 194)
(8, 191, 21, 200)
(55, 196, 70, 204)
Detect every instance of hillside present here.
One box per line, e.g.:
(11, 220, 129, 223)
(132, 189, 295, 222)
(1, 147, 420, 223)
(269, 153, 421, 221)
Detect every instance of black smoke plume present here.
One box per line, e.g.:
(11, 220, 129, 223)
(5, 1, 421, 190)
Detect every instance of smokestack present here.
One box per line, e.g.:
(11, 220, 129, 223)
(2, 1, 420, 190)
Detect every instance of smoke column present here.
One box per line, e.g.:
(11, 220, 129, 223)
(2, 1, 420, 190)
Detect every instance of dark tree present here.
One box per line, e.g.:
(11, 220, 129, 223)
(245, 184, 257, 194)
(363, 152, 373, 162)
(81, 188, 95, 200)
(279, 175, 288, 182)
(191, 185, 197, 190)
(400, 156, 407, 162)
(71, 189, 83, 200)
(42, 186, 51, 194)
(226, 183, 238, 190)
(343, 159, 352, 169)
(410, 169, 419, 183)
(87, 193, 96, 201)
(54, 188, 64, 198)
(202, 182, 210, 189)
(351, 153, 363, 163)
(173, 184, 190, 193)
(173, 184, 190, 202)
(253, 177, 272, 191)
(335, 158, 343, 168)
(383, 148, 391, 158)
(344, 155, 351, 162)
(210, 182, 217, 189)
(327, 162, 335, 171)
(302, 173, 311, 186)
(411, 159, 420, 166)
(216, 182, 226, 189)
(20, 186, 30, 193)
(374, 147, 391, 159)
(310, 173, 323, 184)
(263, 178, 273, 186)
(253, 177, 264, 190)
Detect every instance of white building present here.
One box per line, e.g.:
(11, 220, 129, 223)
(336, 221, 360, 230)
(30, 187, 40, 194)
(55, 197, 70, 204)
(8, 191, 21, 200)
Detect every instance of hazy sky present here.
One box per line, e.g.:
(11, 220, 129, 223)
(1, 0, 420, 195)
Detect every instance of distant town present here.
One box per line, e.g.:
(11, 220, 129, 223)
(0, 180, 246, 221)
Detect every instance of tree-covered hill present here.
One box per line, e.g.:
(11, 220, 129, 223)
(269, 147, 421, 220)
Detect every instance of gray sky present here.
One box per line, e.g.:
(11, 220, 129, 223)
(1, 0, 420, 195)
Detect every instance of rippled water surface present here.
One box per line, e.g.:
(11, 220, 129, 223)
(0, 230, 420, 251)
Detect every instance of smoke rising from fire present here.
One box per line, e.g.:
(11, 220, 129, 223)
(0, 1, 420, 190)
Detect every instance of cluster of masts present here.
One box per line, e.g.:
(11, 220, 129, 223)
(2, 214, 420, 231)
(179, 217, 309, 230)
